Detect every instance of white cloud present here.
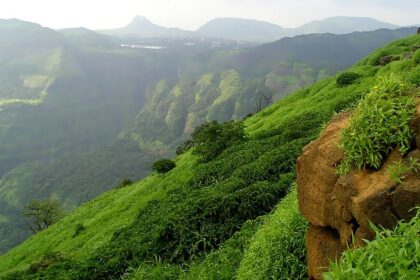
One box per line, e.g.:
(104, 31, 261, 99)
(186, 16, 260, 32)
(0, 0, 417, 30)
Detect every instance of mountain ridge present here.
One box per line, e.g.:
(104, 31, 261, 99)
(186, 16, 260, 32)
(101, 15, 402, 42)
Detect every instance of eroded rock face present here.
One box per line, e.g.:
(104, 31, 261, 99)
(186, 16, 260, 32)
(297, 105, 420, 280)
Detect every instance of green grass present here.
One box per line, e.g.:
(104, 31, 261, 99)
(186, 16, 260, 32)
(0, 152, 195, 274)
(236, 188, 308, 280)
(387, 156, 420, 184)
(1, 34, 420, 279)
(324, 210, 420, 280)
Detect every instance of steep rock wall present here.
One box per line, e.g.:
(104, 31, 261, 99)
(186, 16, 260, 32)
(297, 102, 420, 279)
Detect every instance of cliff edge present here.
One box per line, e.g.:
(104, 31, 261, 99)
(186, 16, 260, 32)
(297, 99, 420, 279)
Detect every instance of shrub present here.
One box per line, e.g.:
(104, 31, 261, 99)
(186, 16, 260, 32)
(176, 139, 194, 155)
(338, 74, 416, 175)
(152, 159, 176, 174)
(336, 72, 362, 87)
(407, 65, 420, 86)
(324, 209, 420, 279)
(115, 179, 133, 189)
(191, 121, 246, 162)
(73, 223, 86, 238)
(387, 157, 420, 184)
(413, 49, 420, 64)
(28, 252, 67, 273)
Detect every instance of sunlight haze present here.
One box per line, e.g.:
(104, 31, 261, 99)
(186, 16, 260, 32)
(0, 0, 418, 30)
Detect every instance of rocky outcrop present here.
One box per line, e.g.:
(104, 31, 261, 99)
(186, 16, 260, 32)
(378, 55, 400, 66)
(297, 102, 420, 280)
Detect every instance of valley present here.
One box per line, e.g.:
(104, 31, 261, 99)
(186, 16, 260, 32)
(0, 9, 419, 279)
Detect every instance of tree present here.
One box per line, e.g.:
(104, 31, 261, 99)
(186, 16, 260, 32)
(22, 197, 64, 233)
(255, 88, 274, 112)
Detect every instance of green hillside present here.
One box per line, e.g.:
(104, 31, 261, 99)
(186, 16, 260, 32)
(1, 33, 419, 279)
(0, 19, 187, 252)
(1, 24, 413, 255)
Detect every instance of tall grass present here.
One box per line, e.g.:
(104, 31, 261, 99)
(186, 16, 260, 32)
(324, 209, 420, 280)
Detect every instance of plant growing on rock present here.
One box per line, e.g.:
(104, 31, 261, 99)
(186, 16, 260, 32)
(387, 157, 420, 184)
(324, 209, 420, 279)
(338, 74, 416, 175)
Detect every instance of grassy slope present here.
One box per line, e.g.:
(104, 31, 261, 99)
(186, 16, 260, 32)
(324, 211, 420, 279)
(0, 34, 419, 279)
(0, 152, 196, 271)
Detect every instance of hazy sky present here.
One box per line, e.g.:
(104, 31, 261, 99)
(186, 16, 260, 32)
(0, 0, 418, 30)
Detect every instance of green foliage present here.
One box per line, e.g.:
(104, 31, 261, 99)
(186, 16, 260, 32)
(236, 188, 308, 280)
(116, 179, 134, 189)
(176, 139, 194, 155)
(152, 159, 176, 174)
(338, 74, 416, 175)
(73, 223, 85, 238)
(413, 49, 420, 64)
(191, 121, 246, 162)
(387, 157, 420, 184)
(0, 141, 157, 253)
(324, 209, 420, 280)
(336, 72, 362, 87)
(1, 34, 420, 280)
(182, 218, 264, 280)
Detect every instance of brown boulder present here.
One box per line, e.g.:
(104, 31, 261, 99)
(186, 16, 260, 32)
(403, 52, 412, 59)
(306, 225, 345, 280)
(297, 106, 420, 279)
(297, 112, 350, 227)
(378, 55, 399, 66)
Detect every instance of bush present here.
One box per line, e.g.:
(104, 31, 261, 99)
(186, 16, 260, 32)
(191, 121, 246, 162)
(336, 72, 362, 87)
(115, 179, 133, 189)
(413, 49, 420, 64)
(73, 223, 86, 238)
(338, 74, 416, 175)
(152, 159, 176, 174)
(386, 156, 420, 184)
(176, 139, 194, 155)
(324, 209, 420, 279)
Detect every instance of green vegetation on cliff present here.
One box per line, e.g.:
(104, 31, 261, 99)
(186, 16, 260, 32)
(325, 210, 420, 279)
(339, 74, 417, 174)
(1, 28, 420, 280)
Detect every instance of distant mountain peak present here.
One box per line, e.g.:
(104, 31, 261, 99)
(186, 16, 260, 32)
(129, 15, 153, 25)
(294, 16, 399, 35)
(197, 17, 285, 42)
(100, 15, 192, 38)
